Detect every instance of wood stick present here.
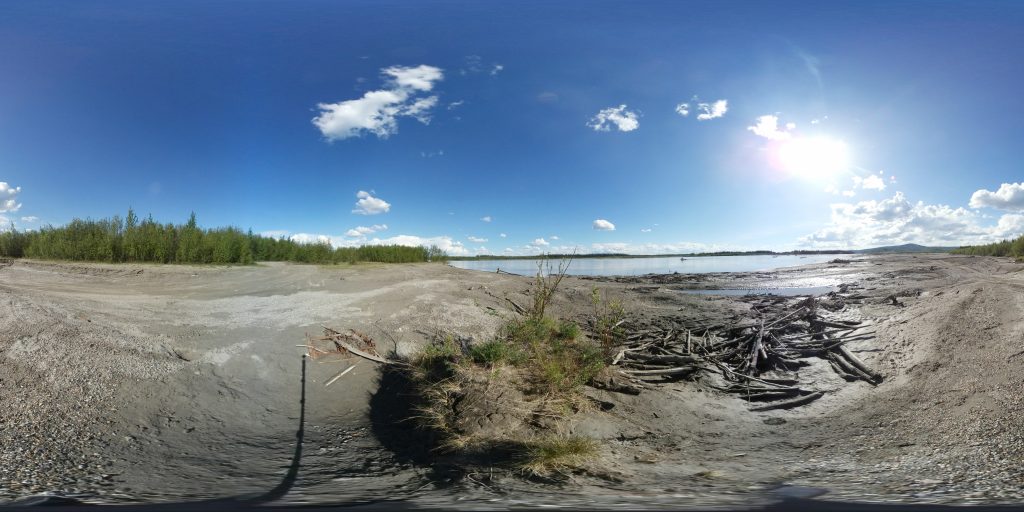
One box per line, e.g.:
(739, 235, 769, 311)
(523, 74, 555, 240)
(325, 364, 357, 387)
(837, 345, 882, 383)
(295, 344, 330, 354)
(749, 391, 825, 411)
(622, 366, 697, 376)
(505, 297, 527, 315)
(332, 339, 392, 364)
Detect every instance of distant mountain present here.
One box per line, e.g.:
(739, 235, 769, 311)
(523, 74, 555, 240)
(855, 243, 955, 254)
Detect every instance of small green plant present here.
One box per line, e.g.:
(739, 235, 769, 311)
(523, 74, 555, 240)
(469, 339, 527, 366)
(519, 435, 599, 476)
(591, 287, 626, 357)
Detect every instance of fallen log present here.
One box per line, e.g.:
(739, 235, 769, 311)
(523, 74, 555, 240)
(837, 345, 883, 383)
(750, 391, 826, 411)
(622, 366, 699, 376)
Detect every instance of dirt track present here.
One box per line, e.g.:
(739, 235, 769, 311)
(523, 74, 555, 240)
(1, 255, 1022, 507)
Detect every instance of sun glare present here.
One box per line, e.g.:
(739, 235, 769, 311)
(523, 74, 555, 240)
(776, 136, 850, 179)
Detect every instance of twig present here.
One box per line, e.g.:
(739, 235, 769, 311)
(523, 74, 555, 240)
(325, 364, 357, 387)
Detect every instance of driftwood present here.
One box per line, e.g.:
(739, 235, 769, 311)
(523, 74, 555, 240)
(324, 364, 357, 387)
(749, 391, 826, 411)
(305, 328, 395, 365)
(603, 292, 882, 411)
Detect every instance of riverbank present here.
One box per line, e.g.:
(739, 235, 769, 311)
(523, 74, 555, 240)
(1, 255, 1021, 507)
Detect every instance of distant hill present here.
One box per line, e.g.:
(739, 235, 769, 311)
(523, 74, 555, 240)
(855, 243, 956, 254)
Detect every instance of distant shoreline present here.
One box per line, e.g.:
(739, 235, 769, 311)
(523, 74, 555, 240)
(448, 243, 961, 261)
(447, 250, 855, 261)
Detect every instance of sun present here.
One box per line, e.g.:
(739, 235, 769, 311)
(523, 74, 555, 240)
(776, 136, 850, 180)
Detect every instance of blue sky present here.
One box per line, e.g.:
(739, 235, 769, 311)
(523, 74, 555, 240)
(2, 0, 1023, 255)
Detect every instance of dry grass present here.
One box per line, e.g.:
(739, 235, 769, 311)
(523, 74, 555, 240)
(519, 435, 599, 477)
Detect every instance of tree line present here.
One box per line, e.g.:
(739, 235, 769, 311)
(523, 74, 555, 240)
(950, 235, 1024, 259)
(0, 209, 447, 265)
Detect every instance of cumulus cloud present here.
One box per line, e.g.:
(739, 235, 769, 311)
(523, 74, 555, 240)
(696, 99, 728, 121)
(801, 191, 1024, 248)
(969, 182, 1024, 212)
(550, 235, 559, 240)
(20, 215, 38, 222)
(352, 190, 391, 215)
(382, 64, 442, 91)
(592, 219, 616, 231)
(490, 64, 504, 76)
(468, 236, 488, 243)
(587, 105, 639, 132)
(312, 65, 443, 141)
(499, 233, 507, 238)
(480, 216, 492, 222)
(641, 228, 652, 233)
(290, 232, 470, 256)
(851, 174, 886, 192)
(676, 97, 727, 120)
(532, 237, 550, 246)
(346, 224, 388, 237)
(0, 182, 22, 213)
(747, 115, 793, 140)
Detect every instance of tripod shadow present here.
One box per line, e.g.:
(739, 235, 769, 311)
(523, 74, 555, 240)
(248, 354, 306, 503)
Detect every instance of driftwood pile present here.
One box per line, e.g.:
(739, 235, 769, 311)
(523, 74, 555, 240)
(610, 295, 881, 411)
(299, 326, 390, 363)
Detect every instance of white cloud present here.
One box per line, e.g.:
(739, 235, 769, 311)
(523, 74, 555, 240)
(696, 99, 728, 121)
(550, 235, 559, 240)
(640, 228, 652, 233)
(447, 100, 464, 110)
(20, 215, 38, 222)
(853, 174, 887, 191)
(969, 182, 1024, 211)
(675, 103, 690, 117)
(346, 224, 388, 237)
(260, 230, 290, 239)
(312, 65, 443, 141)
(592, 219, 616, 231)
(468, 236, 488, 243)
(587, 105, 639, 132)
(532, 237, 550, 246)
(747, 115, 793, 140)
(0, 182, 22, 213)
(382, 64, 443, 91)
(590, 241, 725, 255)
(290, 232, 471, 256)
(499, 233, 507, 238)
(480, 216, 492, 222)
(801, 191, 1024, 248)
(289, 233, 334, 245)
(352, 190, 391, 215)
(841, 190, 856, 197)
(490, 64, 504, 76)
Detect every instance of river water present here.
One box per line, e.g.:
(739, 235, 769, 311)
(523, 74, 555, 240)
(448, 254, 840, 276)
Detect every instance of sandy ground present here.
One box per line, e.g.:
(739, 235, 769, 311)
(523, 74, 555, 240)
(0, 255, 1022, 507)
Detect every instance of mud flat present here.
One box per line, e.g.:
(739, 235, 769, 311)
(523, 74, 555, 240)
(1, 255, 1022, 507)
